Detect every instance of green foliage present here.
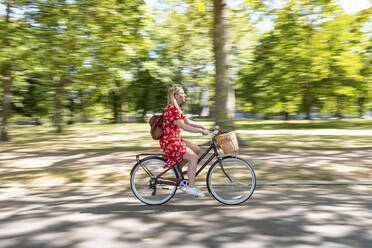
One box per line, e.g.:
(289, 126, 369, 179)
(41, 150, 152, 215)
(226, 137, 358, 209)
(12, 75, 51, 118)
(237, 0, 371, 118)
(127, 67, 169, 117)
(1, 0, 371, 129)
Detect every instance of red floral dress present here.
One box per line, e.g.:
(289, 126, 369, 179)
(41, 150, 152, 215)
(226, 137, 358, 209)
(160, 105, 187, 169)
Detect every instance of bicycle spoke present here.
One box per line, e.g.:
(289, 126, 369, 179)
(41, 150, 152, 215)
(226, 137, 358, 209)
(232, 194, 244, 200)
(130, 157, 178, 205)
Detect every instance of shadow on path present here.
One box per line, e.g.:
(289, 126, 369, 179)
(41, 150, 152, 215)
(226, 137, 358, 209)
(2, 148, 372, 185)
(0, 186, 371, 248)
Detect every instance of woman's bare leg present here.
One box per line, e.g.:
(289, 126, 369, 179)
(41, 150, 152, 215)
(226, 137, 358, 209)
(179, 140, 201, 171)
(184, 140, 201, 154)
(182, 147, 198, 187)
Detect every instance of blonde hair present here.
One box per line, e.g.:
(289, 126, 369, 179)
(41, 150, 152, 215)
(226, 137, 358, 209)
(167, 85, 184, 114)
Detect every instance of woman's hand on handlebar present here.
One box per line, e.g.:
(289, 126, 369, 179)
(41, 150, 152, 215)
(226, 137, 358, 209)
(201, 129, 210, 135)
(209, 128, 219, 135)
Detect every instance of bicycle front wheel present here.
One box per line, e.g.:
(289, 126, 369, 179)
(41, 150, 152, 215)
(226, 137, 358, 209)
(207, 156, 256, 205)
(130, 157, 178, 205)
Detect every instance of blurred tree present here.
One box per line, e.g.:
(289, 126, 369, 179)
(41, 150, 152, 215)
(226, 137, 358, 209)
(24, 0, 147, 129)
(127, 63, 169, 119)
(140, 0, 213, 116)
(212, 0, 235, 130)
(2, 0, 371, 131)
(360, 35, 372, 116)
(239, 0, 312, 119)
(238, 0, 371, 119)
(352, 7, 371, 117)
(1, 0, 13, 141)
(153, 0, 245, 129)
(0, 0, 33, 140)
(310, 5, 370, 117)
(84, 0, 148, 123)
(25, 0, 89, 132)
(12, 75, 50, 123)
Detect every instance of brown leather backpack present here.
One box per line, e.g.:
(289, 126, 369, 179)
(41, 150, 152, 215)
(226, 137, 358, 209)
(149, 114, 165, 140)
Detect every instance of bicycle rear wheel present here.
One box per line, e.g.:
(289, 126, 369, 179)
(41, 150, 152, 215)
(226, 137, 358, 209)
(207, 156, 256, 205)
(130, 157, 178, 205)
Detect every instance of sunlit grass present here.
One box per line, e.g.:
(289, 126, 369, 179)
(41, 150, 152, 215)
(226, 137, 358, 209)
(2, 119, 372, 150)
(239, 134, 372, 149)
(234, 119, 372, 130)
(1, 120, 372, 185)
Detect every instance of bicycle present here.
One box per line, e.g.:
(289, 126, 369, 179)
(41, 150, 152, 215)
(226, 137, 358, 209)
(130, 127, 256, 205)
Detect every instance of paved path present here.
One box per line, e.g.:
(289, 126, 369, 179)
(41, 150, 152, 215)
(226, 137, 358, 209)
(1, 186, 371, 248)
(1, 180, 372, 188)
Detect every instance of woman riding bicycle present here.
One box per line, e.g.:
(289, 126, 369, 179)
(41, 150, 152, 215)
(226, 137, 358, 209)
(160, 85, 209, 197)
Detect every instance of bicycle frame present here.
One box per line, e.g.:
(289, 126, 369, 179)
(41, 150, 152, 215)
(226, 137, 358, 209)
(131, 127, 257, 205)
(153, 137, 231, 186)
(195, 141, 221, 177)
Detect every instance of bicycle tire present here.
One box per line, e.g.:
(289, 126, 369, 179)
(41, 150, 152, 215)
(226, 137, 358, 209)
(130, 157, 178, 205)
(207, 156, 256, 205)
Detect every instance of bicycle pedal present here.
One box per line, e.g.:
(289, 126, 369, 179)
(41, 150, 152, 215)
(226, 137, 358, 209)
(178, 179, 189, 193)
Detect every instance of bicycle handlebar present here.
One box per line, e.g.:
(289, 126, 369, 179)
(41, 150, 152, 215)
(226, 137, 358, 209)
(209, 125, 220, 136)
(209, 129, 219, 135)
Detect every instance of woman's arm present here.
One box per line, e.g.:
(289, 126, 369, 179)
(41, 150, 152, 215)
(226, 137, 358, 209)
(174, 119, 208, 135)
(184, 117, 208, 130)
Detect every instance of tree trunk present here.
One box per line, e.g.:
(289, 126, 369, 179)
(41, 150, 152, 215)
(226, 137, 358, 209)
(1, 64, 12, 141)
(284, 112, 289, 121)
(80, 89, 89, 123)
(109, 90, 120, 123)
(304, 81, 313, 120)
(213, 0, 234, 131)
(1, 2, 12, 141)
(68, 98, 74, 124)
(53, 76, 64, 133)
(335, 96, 343, 119)
(120, 87, 128, 122)
(358, 97, 365, 118)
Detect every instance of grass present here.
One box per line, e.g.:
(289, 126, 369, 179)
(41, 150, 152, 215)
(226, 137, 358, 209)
(239, 134, 372, 149)
(234, 119, 372, 130)
(1, 119, 372, 185)
(2, 119, 372, 150)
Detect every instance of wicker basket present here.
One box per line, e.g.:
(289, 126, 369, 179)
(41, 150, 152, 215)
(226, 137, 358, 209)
(215, 131, 239, 155)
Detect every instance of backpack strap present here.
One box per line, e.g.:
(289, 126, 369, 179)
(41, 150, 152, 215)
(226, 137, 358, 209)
(160, 106, 176, 132)
(155, 113, 164, 126)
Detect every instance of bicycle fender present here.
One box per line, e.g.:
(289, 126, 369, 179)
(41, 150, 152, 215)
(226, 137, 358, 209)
(209, 156, 246, 170)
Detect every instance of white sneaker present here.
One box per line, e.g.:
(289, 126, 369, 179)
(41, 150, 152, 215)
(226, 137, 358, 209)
(185, 186, 205, 197)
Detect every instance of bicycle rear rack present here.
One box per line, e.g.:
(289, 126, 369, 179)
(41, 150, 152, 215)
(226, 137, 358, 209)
(135, 153, 164, 161)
